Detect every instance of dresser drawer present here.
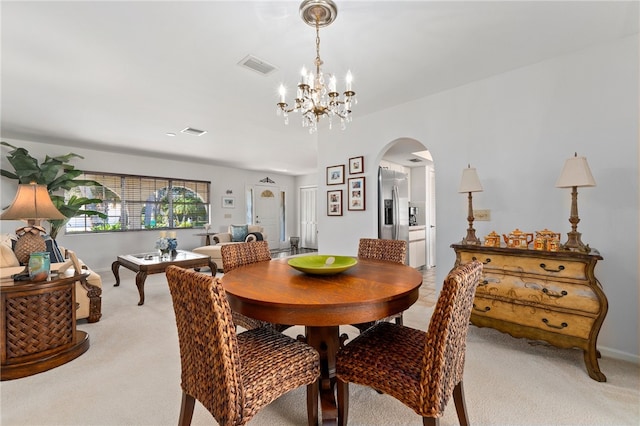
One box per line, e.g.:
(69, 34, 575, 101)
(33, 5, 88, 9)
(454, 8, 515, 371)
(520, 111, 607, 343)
(458, 250, 587, 281)
(476, 273, 600, 314)
(472, 296, 594, 340)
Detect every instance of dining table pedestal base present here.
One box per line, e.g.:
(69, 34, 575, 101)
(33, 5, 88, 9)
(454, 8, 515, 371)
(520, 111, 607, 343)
(305, 325, 342, 425)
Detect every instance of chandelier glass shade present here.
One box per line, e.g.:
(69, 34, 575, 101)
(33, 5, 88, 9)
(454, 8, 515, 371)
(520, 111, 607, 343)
(277, 0, 356, 134)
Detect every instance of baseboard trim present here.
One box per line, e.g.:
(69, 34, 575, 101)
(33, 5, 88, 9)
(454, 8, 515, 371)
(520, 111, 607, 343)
(599, 346, 640, 364)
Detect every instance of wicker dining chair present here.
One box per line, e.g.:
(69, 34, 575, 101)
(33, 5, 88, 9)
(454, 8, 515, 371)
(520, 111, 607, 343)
(335, 260, 483, 426)
(166, 266, 320, 426)
(352, 238, 408, 332)
(221, 240, 272, 274)
(220, 241, 291, 332)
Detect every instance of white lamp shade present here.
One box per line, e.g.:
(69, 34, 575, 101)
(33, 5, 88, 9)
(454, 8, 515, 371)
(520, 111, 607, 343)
(0, 183, 66, 221)
(555, 155, 596, 188)
(458, 167, 483, 193)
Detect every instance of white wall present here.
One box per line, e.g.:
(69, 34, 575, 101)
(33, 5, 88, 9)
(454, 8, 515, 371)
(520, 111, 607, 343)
(1, 35, 636, 360)
(1, 140, 298, 270)
(317, 35, 639, 359)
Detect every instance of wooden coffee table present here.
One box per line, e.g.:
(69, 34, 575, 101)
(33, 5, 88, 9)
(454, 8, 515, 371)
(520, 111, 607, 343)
(112, 250, 216, 305)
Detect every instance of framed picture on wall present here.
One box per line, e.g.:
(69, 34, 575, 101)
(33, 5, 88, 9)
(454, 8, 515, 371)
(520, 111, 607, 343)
(349, 156, 364, 174)
(327, 190, 343, 216)
(348, 177, 366, 211)
(326, 164, 345, 185)
(222, 196, 235, 208)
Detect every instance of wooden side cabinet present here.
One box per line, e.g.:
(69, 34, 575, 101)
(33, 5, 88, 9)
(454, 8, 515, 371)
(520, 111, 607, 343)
(1, 273, 90, 380)
(451, 244, 608, 382)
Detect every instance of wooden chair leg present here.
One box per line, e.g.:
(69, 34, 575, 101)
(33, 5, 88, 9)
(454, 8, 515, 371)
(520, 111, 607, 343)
(453, 381, 470, 426)
(178, 391, 196, 426)
(307, 381, 319, 426)
(423, 416, 439, 426)
(336, 378, 349, 426)
(395, 314, 403, 326)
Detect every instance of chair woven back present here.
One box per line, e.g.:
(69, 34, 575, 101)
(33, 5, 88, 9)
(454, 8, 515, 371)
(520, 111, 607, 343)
(420, 260, 483, 416)
(221, 241, 271, 273)
(166, 265, 244, 424)
(357, 238, 407, 264)
(220, 241, 285, 331)
(352, 238, 408, 331)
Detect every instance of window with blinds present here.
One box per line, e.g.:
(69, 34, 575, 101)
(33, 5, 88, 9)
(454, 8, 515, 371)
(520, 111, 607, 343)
(64, 172, 210, 234)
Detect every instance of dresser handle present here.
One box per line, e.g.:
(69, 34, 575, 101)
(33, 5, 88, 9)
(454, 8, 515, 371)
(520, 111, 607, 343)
(472, 304, 490, 313)
(542, 318, 568, 329)
(542, 288, 568, 298)
(539, 263, 565, 273)
(472, 256, 491, 265)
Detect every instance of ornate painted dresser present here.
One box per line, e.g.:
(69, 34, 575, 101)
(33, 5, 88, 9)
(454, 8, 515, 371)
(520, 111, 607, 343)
(451, 243, 607, 381)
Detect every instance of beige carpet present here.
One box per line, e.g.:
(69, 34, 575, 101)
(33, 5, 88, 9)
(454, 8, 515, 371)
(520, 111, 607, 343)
(1, 269, 638, 426)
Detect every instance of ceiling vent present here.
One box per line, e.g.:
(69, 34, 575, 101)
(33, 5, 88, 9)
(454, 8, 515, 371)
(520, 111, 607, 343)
(407, 158, 423, 163)
(181, 127, 207, 136)
(238, 55, 277, 76)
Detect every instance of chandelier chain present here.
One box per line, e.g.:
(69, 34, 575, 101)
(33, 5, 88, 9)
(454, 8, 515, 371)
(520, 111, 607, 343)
(315, 15, 323, 75)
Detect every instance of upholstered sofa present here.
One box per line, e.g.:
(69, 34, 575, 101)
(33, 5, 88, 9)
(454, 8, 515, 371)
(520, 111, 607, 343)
(0, 235, 102, 323)
(193, 225, 266, 272)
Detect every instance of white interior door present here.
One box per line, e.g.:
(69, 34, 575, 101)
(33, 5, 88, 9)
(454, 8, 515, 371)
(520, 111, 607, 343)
(300, 186, 318, 249)
(253, 185, 281, 249)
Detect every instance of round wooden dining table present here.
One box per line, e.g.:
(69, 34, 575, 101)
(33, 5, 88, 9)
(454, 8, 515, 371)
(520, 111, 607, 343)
(221, 257, 423, 425)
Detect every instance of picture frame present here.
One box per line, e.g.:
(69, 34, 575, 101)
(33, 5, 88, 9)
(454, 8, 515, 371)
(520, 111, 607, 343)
(326, 164, 345, 185)
(348, 177, 366, 211)
(222, 196, 235, 208)
(349, 156, 364, 174)
(327, 190, 343, 216)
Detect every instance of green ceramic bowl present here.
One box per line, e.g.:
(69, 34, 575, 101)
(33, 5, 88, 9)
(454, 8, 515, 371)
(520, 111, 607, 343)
(287, 255, 358, 275)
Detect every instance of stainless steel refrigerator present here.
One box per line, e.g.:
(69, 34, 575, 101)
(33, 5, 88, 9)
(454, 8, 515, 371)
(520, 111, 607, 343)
(378, 167, 409, 260)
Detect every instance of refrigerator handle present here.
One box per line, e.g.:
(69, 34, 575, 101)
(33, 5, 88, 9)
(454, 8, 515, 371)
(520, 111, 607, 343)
(392, 185, 399, 240)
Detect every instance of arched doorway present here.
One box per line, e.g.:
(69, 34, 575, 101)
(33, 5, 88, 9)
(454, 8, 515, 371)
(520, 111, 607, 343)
(378, 138, 436, 268)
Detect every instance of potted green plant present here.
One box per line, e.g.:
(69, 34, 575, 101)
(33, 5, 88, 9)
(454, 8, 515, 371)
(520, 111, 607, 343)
(1, 141, 106, 239)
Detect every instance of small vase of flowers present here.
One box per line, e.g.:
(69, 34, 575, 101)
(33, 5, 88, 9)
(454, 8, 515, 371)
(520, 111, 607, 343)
(156, 234, 178, 260)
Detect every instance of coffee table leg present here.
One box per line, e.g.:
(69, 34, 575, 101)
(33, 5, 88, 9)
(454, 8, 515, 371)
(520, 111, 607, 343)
(209, 260, 217, 275)
(112, 261, 121, 287)
(135, 271, 148, 306)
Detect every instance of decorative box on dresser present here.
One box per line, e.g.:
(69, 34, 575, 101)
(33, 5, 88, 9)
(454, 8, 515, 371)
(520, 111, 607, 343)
(451, 243, 607, 382)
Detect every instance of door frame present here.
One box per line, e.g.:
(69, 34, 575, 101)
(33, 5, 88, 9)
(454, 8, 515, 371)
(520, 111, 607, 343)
(247, 184, 287, 250)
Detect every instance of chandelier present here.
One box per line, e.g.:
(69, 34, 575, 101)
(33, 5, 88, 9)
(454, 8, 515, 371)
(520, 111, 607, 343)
(277, 0, 356, 134)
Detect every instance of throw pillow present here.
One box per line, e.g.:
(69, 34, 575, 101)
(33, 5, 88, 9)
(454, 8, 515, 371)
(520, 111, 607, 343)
(9, 234, 65, 265)
(0, 241, 20, 268)
(245, 232, 264, 242)
(44, 235, 66, 263)
(230, 225, 249, 242)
